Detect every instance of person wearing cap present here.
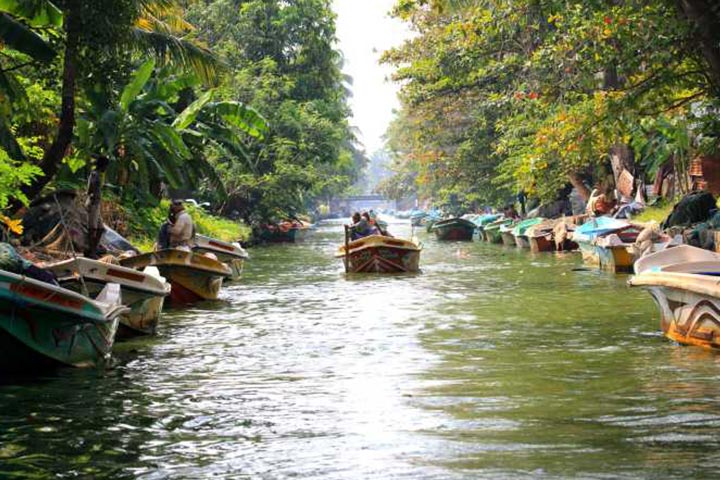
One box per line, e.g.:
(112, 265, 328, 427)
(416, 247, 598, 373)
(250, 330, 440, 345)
(167, 199, 195, 248)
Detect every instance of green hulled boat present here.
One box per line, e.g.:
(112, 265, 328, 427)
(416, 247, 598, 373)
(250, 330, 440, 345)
(511, 218, 544, 248)
(431, 218, 476, 241)
(484, 218, 513, 244)
(0, 269, 125, 372)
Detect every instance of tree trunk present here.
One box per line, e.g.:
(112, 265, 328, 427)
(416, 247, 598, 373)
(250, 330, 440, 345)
(609, 143, 635, 184)
(676, 0, 720, 93)
(19, 2, 80, 205)
(568, 172, 591, 202)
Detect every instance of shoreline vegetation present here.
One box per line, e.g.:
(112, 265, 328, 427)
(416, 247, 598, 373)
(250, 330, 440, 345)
(0, 0, 364, 250)
(122, 200, 251, 253)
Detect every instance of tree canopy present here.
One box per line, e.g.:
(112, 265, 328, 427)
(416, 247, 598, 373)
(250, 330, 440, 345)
(380, 0, 720, 210)
(0, 0, 364, 224)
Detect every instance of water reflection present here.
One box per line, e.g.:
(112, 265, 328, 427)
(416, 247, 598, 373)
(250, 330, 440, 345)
(1, 219, 719, 478)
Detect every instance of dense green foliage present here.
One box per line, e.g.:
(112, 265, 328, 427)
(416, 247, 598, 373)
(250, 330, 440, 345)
(0, 0, 362, 226)
(380, 0, 720, 209)
(185, 0, 365, 222)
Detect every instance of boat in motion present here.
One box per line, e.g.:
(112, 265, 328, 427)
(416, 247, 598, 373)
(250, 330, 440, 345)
(120, 249, 231, 304)
(194, 234, 249, 281)
(630, 245, 720, 350)
(46, 257, 170, 338)
(337, 235, 422, 273)
(0, 270, 125, 372)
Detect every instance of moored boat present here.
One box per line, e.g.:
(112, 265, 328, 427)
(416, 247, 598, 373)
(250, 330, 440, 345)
(629, 245, 720, 350)
(500, 221, 518, 246)
(431, 218, 476, 241)
(527, 221, 557, 252)
(572, 217, 644, 272)
(511, 218, 544, 249)
(46, 258, 170, 339)
(484, 218, 513, 244)
(337, 234, 421, 273)
(120, 249, 232, 304)
(258, 220, 311, 243)
(194, 234, 249, 280)
(0, 269, 125, 371)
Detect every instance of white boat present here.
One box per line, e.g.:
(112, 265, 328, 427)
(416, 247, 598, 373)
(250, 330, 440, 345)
(193, 234, 248, 280)
(47, 257, 170, 338)
(629, 245, 720, 350)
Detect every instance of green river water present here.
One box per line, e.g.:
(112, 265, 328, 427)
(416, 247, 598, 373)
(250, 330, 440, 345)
(2, 218, 720, 479)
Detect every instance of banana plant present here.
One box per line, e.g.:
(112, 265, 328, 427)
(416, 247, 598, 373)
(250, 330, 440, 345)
(74, 61, 268, 204)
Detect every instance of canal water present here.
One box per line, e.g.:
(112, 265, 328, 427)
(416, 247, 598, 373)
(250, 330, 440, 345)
(3, 218, 720, 479)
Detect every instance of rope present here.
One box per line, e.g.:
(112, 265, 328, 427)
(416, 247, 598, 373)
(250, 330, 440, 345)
(52, 193, 89, 297)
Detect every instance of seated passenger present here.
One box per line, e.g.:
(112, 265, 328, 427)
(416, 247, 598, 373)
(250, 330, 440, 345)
(368, 210, 393, 237)
(361, 212, 380, 236)
(350, 212, 374, 240)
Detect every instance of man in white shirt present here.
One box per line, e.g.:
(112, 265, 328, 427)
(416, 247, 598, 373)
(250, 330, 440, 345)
(168, 200, 195, 248)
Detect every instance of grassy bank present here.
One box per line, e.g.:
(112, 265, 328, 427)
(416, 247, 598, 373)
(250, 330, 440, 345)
(123, 200, 251, 252)
(629, 201, 674, 224)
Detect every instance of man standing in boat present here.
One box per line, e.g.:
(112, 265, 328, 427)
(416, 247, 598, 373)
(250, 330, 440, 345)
(167, 200, 195, 249)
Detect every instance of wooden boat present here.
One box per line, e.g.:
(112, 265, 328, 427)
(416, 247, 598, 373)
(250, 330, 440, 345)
(629, 245, 720, 350)
(336, 234, 421, 273)
(121, 249, 232, 304)
(527, 222, 556, 252)
(527, 219, 579, 253)
(511, 218, 544, 249)
(500, 222, 518, 246)
(0, 269, 125, 371)
(194, 234, 249, 281)
(572, 217, 644, 272)
(465, 213, 502, 241)
(410, 211, 427, 227)
(431, 218, 476, 241)
(46, 258, 170, 339)
(484, 219, 513, 244)
(258, 220, 311, 243)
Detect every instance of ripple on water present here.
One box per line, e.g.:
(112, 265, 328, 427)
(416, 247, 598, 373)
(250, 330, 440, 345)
(2, 222, 720, 478)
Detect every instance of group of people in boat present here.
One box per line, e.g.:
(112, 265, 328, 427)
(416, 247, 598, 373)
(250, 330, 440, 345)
(349, 210, 391, 240)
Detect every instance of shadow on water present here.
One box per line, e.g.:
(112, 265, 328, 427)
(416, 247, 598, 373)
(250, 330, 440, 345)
(2, 219, 720, 478)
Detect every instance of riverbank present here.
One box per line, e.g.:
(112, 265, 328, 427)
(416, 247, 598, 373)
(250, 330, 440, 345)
(121, 200, 251, 252)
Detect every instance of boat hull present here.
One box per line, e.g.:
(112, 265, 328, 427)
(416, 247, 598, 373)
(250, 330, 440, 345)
(501, 231, 516, 246)
(121, 250, 231, 305)
(58, 277, 166, 339)
(529, 234, 556, 253)
(433, 219, 475, 241)
(193, 236, 248, 281)
(259, 227, 307, 243)
(577, 241, 635, 272)
(514, 235, 531, 249)
(645, 286, 720, 350)
(337, 236, 421, 273)
(0, 277, 119, 371)
(485, 228, 503, 244)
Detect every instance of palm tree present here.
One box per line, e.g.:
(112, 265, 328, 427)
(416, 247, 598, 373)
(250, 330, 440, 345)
(0, 0, 222, 207)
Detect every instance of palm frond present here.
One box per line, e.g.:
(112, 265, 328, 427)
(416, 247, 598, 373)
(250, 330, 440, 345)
(131, 28, 222, 86)
(0, 12, 55, 61)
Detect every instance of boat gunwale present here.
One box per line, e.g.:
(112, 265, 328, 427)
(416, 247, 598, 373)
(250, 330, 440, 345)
(120, 249, 232, 278)
(0, 269, 122, 323)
